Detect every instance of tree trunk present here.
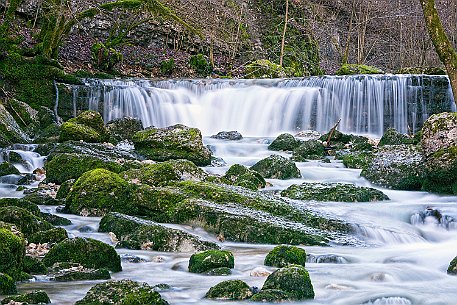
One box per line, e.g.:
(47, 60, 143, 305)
(279, 0, 289, 67)
(420, 0, 457, 106)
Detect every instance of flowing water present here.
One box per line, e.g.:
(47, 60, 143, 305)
(2, 76, 457, 304)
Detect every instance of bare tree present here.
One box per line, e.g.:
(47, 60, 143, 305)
(279, 0, 289, 67)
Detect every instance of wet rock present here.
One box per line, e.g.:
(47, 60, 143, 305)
(22, 256, 48, 275)
(0, 273, 16, 295)
(319, 130, 373, 151)
(0, 290, 51, 304)
(120, 254, 147, 263)
(261, 265, 314, 300)
(132, 124, 212, 166)
(264, 245, 307, 268)
(292, 139, 325, 161)
(56, 179, 75, 199)
(42, 237, 122, 272)
(306, 254, 348, 264)
(28, 227, 68, 244)
(26, 243, 51, 258)
(295, 130, 321, 139)
(281, 182, 389, 202)
(251, 289, 290, 302)
(106, 117, 144, 143)
(23, 192, 61, 206)
(39, 213, 72, 226)
(448, 256, 457, 275)
(205, 280, 253, 300)
(250, 155, 301, 179)
(361, 145, 425, 190)
(75, 279, 169, 305)
(210, 131, 243, 140)
(0, 206, 53, 236)
(223, 164, 265, 190)
(410, 207, 456, 229)
(59, 110, 109, 143)
(99, 212, 218, 252)
(379, 128, 416, 146)
(268, 133, 301, 151)
(0, 228, 25, 280)
(189, 250, 234, 274)
(0, 161, 20, 176)
(205, 267, 232, 276)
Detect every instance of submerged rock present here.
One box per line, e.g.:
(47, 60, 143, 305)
(262, 265, 314, 300)
(75, 279, 169, 305)
(211, 131, 243, 140)
(188, 250, 234, 274)
(223, 164, 266, 190)
(132, 124, 212, 166)
(281, 182, 389, 202)
(292, 139, 325, 161)
(59, 110, 108, 143)
(264, 245, 307, 268)
(268, 133, 301, 151)
(205, 280, 253, 300)
(250, 155, 301, 179)
(0, 290, 51, 304)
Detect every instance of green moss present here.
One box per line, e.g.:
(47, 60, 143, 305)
(0, 290, 51, 304)
(28, 227, 68, 244)
(56, 179, 75, 199)
(336, 64, 384, 75)
(245, 59, 286, 78)
(264, 245, 307, 268)
(205, 267, 232, 276)
(0, 228, 25, 280)
(42, 237, 122, 272)
(160, 58, 175, 75)
(189, 54, 212, 76)
(448, 256, 457, 275)
(251, 289, 290, 302)
(423, 146, 457, 194)
(223, 164, 266, 191)
(0, 161, 20, 176)
(0, 206, 53, 237)
(0, 198, 41, 215)
(205, 280, 253, 300)
(59, 121, 101, 143)
(23, 256, 48, 275)
(250, 155, 301, 179)
(0, 273, 16, 295)
(22, 192, 61, 206)
(188, 250, 234, 273)
(340, 151, 374, 169)
(379, 128, 416, 146)
(268, 133, 301, 151)
(262, 265, 314, 300)
(292, 140, 325, 161)
(39, 213, 72, 226)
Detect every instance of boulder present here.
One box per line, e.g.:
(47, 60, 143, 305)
(292, 139, 325, 161)
(132, 124, 211, 166)
(264, 245, 307, 268)
(106, 117, 143, 143)
(319, 130, 373, 151)
(23, 192, 62, 206)
(42, 237, 122, 272)
(379, 128, 416, 146)
(0, 206, 53, 236)
(188, 250, 234, 274)
(250, 289, 290, 302)
(223, 164, 265, 191)
(205, 280, 253, 300)
(361, 145, 425, 190)
(0, 161, 20, 176)
(0, 197, 41, 215)
(250, 155, 301, 179)
(281, 182, 389, 202)
(59, 110, 108, 143)
(22, 256, 48, 275)
(28, 227, 68, 244)
(210, 131, 243, 140)
(0, 228, 25, 280)
(0, 290, 50, 304)
(75, 279, 169, 305)
(421, 112, 457, 157)
(48, 263, 110, 281)
(262, 265, 314, 300)
(0, 273, 16, 295)
(447, 256, 457, 275)
(339, 151, 374, 169)
(268, 133, 301, 151)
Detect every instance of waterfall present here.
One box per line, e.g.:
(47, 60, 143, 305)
(66, 75, 456, 137)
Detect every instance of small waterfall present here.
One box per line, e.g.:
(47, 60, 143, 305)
(0, 144, 46, 174)
(66, 75, 455, 137)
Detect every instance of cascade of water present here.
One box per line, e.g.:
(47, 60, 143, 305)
(69, 75, 455, 137)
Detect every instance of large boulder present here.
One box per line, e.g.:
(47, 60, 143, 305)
(264, 245, 307, 268)
(59, 110, 108, 143)
(0, 290, 51, 304)
(261, 265, 314, 300)
(421, 112, 457, 157)
(205, 280, 253, 300)
(42, 237, 122, 272)
(223, 164, 265, 191)
(0, 228, 25, 280)
(379, 128, 416, 146)
(99, 212, 218, 252)
(281, 182, 389, 202)
(188, 250, 234, 274)
(75, 279, 169, 305)
(0, 206, 53, 237)
(132, 124, 211, 166)
(250, 155, 301, 179)
(269, 133, 301, 151)
(361, 145, 425, 190)
(292, 140, 325, 161)
(106, 117, 144, 143)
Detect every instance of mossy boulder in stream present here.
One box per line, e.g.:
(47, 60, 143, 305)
(23, 256, 48, 275)
(336, 64, 384, 75)
(205, 280, 253, 300)
(0, 290, 51, 304)
(0, 273, 16, 295)
(0, 162, 20, 176)
(319, 130, 373, 151)
(421, 112, 457, 157)
(188, 250, 234, 274)
(264, 245, 307, 268)
(262, 265, 314, 300)
(59, 111, 108, 143)
(43, 237, 122, 272)
(132, 124, 211, 166)
(0, 206, 53, 236)
(292, 140, 325, 161)
(250, 155, 301, 179)
(75, 279, 169, 305)
(281, 182, 389, 202)
(0, 197, 41, 215)
(99, 212, 218, 252)
(48, 263, 111, 281)
(339, 151, 374, 169)
(223, 164, 265, 190)
(379, 128, 416, 146)
(269, 133, 301, 151)
(28, 227, 68, 244)
(0, 228, 25, 280)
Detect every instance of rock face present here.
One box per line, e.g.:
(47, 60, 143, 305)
(264, 245, 307, 268)
(281, 182, 389, 202)
(250, 155, 301, 179)
(223, 164, 266, 191)
(99, 212, 218, 252)
(261, 265, 314, 300)
(421, 112, 457, 194)
(205, 280, 253, 300)
(75, 279, 169, 305)
(269, 133, 301, 151)
(361, 145, 425, 190)
(210, 131, 243, 140)
(106, 117, 144, 143)
(132, 124, 212, 166)
(188, 250, 234, 274)
(59, 110, 109, 143)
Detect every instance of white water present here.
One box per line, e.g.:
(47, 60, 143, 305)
(70, 75, 456, 137)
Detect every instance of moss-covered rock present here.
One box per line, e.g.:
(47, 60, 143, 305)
(205, 280, 253, 300)
(281, 182, 389, 202)
(106, 117, 143, 143)
(264, 245, 307, 268)
(56, 179, 75, 199)
(65, 168, 135, 216)
(292, 140, 325, 161)
(28, 227, 68, 244)
(50, 264, 111, 281)
(75, 279, 169, 305)
(0, 228, 25, 280)
(0, 103, 28, 148)
(336, 64, 384, 75)
(262, 265, 314, 300)
(188, 250, 234, 273)
(421, 112, 457, 157)
(447, 256, 457, 275)
(132, 124, 211, 166)
(339, 151, 374, 169)
(423, 146, 457, 194)
(210, 131, 243, 140)
(250, 155, 301, 179)
(250, 289, 290, 302)
(361, 145, 425, 190)
(39, 213, 72, 226)
(269, 133, 301, 151)
(379, 128, 416, 146)
(0, 161, 20, 176)
(0, 198, 41, 215)
(223, 164, 265, 191)
(23, 256, 48, 275)
(0, 206, 53, 236)
(319, 130, 373, 151)
(0, 273, 16, 295)
(0, 290, 51, 304)
(42, 237, 122, 272)
(59, 111, 108, 143)
(22, 192, 62, 206)
(205, 267, 232, 276)
(99, 212, 218, 252)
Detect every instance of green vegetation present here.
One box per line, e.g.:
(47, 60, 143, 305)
(245, 59, 286, 78)
(292, 140, 325, 161)
(0, 228, 25, 280)
(160, 58, 175, 75)
(28, 227, 68, 244)
(223, 164, 266, 191)
(268, 133, 301, 151)
(336, 64, 384, 75)
(189, 54, 212, 76)
(0, 273, 16, 295)
(0, 290, 51, 304)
